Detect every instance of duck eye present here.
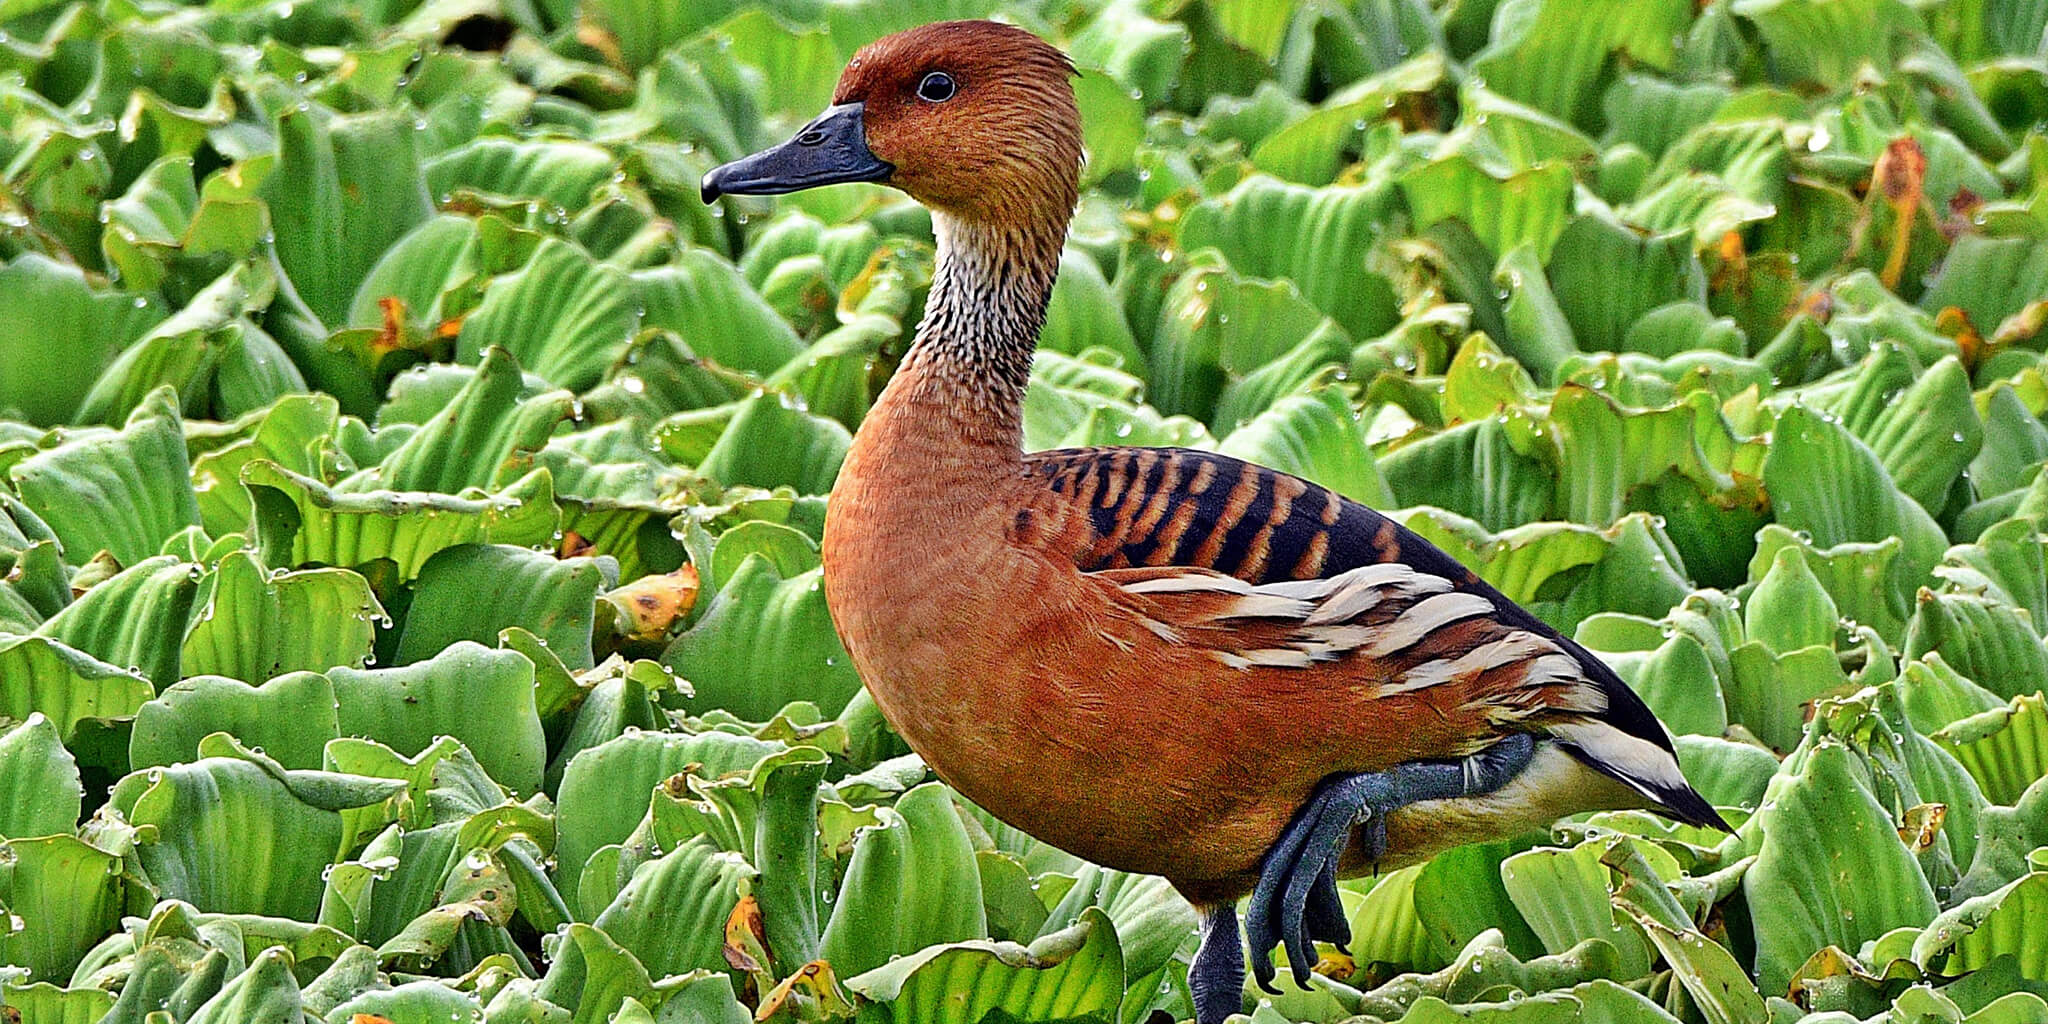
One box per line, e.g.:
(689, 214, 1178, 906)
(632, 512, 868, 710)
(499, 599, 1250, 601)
(917, 71, 957, 103)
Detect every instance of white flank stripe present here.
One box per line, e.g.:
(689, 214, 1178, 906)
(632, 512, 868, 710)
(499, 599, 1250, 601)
(1548, 719, 1689, 803)
(1381, 632, 1554, 695)
(1120, 572, 1252, 596)
(1220, 593, 1317, 620)
(1242, 647, 1316, 668)
(1306, 565, 1452, 626)
(1260, 577, 1340, 600)
(1363, 592, 1496, 657)
(1520, 653, 1587, 690)
(1137, 616, 1181, 644)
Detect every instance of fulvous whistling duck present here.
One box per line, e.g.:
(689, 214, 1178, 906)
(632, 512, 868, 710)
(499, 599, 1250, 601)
(702, 21, 1727, 1023)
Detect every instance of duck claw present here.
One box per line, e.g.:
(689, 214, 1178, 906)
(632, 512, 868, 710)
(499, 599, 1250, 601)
(1242, 733, 1540, 992)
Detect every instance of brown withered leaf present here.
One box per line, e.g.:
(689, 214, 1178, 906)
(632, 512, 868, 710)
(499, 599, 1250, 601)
(1898, 803, 1947, 854)
(71, 549, 123, 597)
(1934, 307, 1987, 372)
(754, 960, 853, 1022)
(1796, 288, 1835, 324)
(603, 564, 702, 643)
(723, 893, 770, 976)
(1942, 187, 1983, 240)
(1870, 136, 1926, 290)
(1313, 949, 1358, 982)
(575, 20, 627, 73)
(1993, 300, 2048, 348)
(372, 296, 407, 358)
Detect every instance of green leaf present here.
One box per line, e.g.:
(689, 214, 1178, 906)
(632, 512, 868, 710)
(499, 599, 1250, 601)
(1725, 642, 1853, 752)
(1178, 175, 1402, 340)
(1936, 517, 2048, 640)
(0, 635, 154, 746)
(1584, 626, 1730, 739)
(7, 388, 200, 566)
(664, 559, 861, 721)
(651, 744, 830, 974)
(1913, 869, 2048, 980)
(1825, 349, 1982, 513)
(1344, 864, 1438, 972)
(0, 714, 78, 840)
(552, 730, 780, 910)
(1672, 735, 1779, 811)
(1746, 525, 1906, 646)
(1037, 863, 1195, 996)
(690, 393, 851, 495)
(1919, 233, 2048, 335)
(1351, 928, 1637, 1021)
(0, 982, 113, 1024)
(261, 107, 434, 326)
(0, 835, 126, 983)
(590, 838, 751, 978)
(1400, 157, 1575, 264)
(1468, 0, 1692, 128)
(1216, 389, 1393, 506)
(1604, 840, 1766, 1024)
(74, 261, 300, 428)
(1381, 420, 1554, 531)
(1899, 653, 2006, 738)
(345, 347, 576, 494)
(532, 922, 661, 1024)
(1414, 838, 1546, 962)
(1042, 250, 1145, 372)
(102, 155, 265, 301)
(1761, 405, 1947, 614)
(821, 782, 987, 978)
(328, 641, 547, 796)
(396, 545, 607, 671)
(1744, 546, 1839, 654)
(245, 461, 559, 580)
(845, 905, 1124, 1024)
(1545, 215, 1704, 355)
(109, 752, 386, 921)
(0, 254, 165, 428)
(1501, 843, 1652, 978)
(1934, 694, 2048, 807)
(1902, 590, 2048, 703)
(634, 250, 808, 379)
(185, 946, 303, 1024)
(426, 137, 617, 211)
(131, 672, 340, 772)
(458, 238, 637, 392)
(35, 554, 199, 688)
(325, 980, 487, 1024)
(180, 550, 380, 683)
(190, 393, 341, 540)
(1743, 741, 1939, 994)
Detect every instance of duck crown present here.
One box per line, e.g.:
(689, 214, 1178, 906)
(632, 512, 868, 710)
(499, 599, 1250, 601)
(832, 20, 1083, 225)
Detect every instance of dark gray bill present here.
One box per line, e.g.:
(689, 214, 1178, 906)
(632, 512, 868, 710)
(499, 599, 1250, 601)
(700, 102, 893, 203)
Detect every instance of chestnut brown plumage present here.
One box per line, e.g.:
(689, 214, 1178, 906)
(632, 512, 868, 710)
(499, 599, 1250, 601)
(703, 21, 1726, 1022)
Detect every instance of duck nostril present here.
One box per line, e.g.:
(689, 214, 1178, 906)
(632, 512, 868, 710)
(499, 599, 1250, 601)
(797, 130, 827, 146)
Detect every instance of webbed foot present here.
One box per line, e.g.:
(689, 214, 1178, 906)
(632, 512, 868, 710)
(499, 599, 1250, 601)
(1243, 732, 1539, 991)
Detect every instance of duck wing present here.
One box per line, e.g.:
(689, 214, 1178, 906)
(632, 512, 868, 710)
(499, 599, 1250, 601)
(1023, 445, 1726, 831)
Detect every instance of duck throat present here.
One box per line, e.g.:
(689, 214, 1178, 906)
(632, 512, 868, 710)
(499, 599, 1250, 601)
(891, 209, 1066, 451)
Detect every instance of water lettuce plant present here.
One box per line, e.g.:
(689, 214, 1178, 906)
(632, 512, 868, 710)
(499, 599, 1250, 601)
(1, 0, 2047, 1022)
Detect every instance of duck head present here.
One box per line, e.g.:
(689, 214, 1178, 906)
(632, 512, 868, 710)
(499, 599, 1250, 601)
(701, 20, 1082, 227)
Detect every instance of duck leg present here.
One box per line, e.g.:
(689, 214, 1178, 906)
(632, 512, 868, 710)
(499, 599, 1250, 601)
(1244, 732, 1539, 992)
(1189, 904, 1245, 1024)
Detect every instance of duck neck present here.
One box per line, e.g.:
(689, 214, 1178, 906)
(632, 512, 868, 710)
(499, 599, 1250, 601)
(887, 209, 1066, 456)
